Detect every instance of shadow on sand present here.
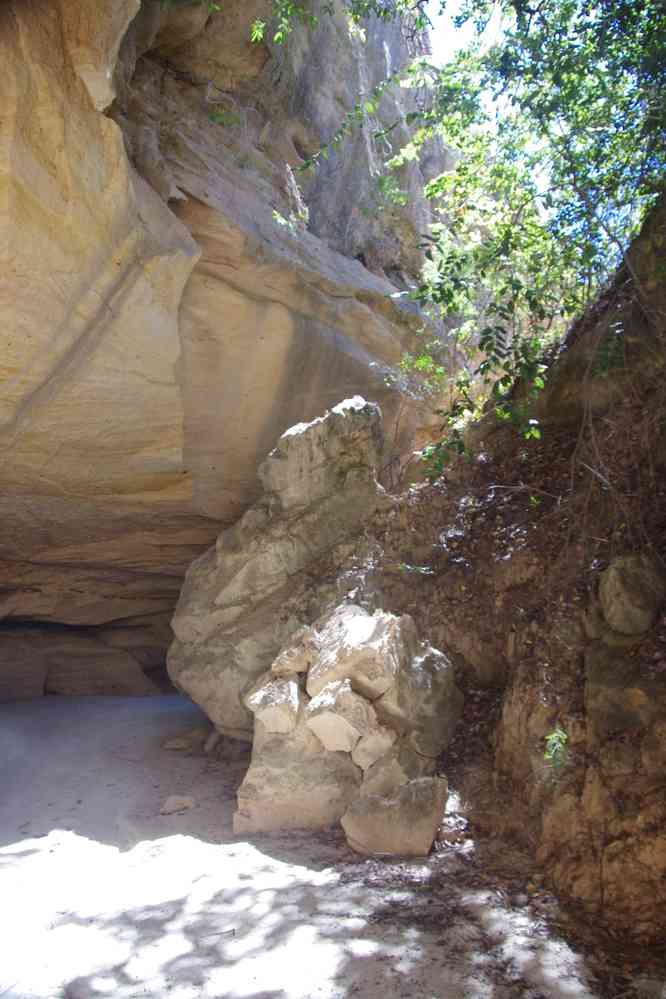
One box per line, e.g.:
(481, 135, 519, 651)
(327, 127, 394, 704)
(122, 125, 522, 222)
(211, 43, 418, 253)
(0, 695, 631, 999)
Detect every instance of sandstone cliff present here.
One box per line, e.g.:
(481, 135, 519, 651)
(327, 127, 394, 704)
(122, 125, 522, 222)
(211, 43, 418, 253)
(0, 0, 443, 696)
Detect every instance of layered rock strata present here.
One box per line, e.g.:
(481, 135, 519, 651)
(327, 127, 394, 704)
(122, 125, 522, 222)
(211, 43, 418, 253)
(0, 0, 445, 696)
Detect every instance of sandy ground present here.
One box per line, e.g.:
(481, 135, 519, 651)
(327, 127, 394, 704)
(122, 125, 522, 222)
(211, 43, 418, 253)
(0, 695, 662, 999)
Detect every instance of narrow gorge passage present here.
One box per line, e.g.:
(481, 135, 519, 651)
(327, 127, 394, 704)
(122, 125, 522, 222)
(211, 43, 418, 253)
(2, 1, 665, 996)
(0, 694, 658, 999)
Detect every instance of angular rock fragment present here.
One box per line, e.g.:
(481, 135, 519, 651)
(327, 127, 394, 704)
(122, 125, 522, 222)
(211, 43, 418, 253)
(305, 679, 375, 752)
(160, 795, 195, 815)
(375, 645, 463, 757)
(341, 777, 448, 856)
(233, 715, 362, 834)
(359, 742, 433, 797)
(245, 672, 302, 735)
(258, 396, 384, 514)
(306, 605, 417, 700)
(351, 724, 397, 770)
(270, 629, 317, 676)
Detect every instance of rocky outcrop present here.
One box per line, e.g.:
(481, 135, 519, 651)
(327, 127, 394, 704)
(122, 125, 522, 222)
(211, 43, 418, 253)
(494, 549, 666, 942)
(168, 396, 388, 737)
(234, 602, 461, 850)
(169, 398, 461, 851)
(0, 0, 443, 697)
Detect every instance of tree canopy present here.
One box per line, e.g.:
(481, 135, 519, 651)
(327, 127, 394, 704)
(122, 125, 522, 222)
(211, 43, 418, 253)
(263, 0, 666, 468)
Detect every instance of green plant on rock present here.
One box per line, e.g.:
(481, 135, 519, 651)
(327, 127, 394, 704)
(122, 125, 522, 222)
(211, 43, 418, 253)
(419, 372, 480, 478)
(251, 0, 431, 45)
(544, 726, 569, 771)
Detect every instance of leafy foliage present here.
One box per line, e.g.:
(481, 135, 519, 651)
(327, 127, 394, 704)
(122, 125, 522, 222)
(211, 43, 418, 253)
(248, 0, 665, 473)
(457, 0, 666, 279)
(392, 0, 665, 471)
(251, 0, 431, 44)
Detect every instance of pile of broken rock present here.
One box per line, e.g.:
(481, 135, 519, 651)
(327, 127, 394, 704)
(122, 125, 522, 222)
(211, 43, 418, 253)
(236, 601, 462, 856)
(168, 397, 463, 856)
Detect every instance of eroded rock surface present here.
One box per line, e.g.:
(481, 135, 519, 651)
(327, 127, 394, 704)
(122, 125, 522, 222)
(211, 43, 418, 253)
(169, 399, 461, 852)
(0, 627, 160, 701)
(0, 0, 444, 698)
(234, 603, 461, 851)
(493, 548, 666, 943)
(168, 397, 387, 738)
(341, 777, 449, 857)
(598, 554, 665, 636)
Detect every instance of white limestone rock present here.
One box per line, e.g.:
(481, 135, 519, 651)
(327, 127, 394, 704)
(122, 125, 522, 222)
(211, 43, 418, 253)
(306, 605, 418, 701)
(233, 714, 362, 834)
(270, 628, 318, 677)
(169, 400, 385, 737)
(305, 678, 376, 752)
(244, 672, 302, 735)
(351, 724, 397, 771)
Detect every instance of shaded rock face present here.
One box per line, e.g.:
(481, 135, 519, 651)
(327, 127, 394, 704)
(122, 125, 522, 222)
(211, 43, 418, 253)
(0, 0, 444, 697)
(598, 554, 665, 636)
(342, 776, 449, 857)
(0, 626, 162, 702)
(494, 550, 666, 942)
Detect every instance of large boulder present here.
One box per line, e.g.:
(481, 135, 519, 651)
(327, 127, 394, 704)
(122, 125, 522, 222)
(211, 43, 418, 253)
(233, 601, 462, 852)
(168, 398, 386, 738)
(168, 398, 463, 853)
(233, 712, 363, 834)
(341, 777, 449, 857)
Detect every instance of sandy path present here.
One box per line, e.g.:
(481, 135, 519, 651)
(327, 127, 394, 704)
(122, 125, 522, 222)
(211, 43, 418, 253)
(0, 695, 634, 999)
